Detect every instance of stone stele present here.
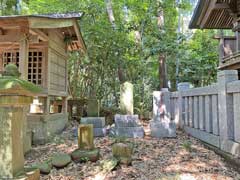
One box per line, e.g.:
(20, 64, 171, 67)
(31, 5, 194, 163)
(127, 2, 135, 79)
(87, 99, 99, 117)
(120, 81, 134, 115)
(78, 124, 94, 150)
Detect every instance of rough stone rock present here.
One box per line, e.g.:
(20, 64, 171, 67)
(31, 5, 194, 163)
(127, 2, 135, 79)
(112, 143, 133, 165)
(150, 121, 176, 138)
(115, 127, 144, 138)
(52, 153, 71, 168)
(100, 157, 119, 172)
(37, 162, 52, 174)
(71, 148, 100, 163)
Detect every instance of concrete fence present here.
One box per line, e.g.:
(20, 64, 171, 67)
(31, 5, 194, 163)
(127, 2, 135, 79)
(169, 70, 240, 156)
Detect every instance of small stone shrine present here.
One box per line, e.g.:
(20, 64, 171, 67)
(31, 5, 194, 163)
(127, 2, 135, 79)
(150, 89, 176, 138)
(114, 82, 144, 138)
(81, 98, 106, 137)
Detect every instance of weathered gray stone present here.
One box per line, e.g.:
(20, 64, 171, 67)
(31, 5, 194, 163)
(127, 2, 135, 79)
(212, 95, 219, 135)
(193, 96, 199, 129)
(115, 127, 144, 138)
(199, 96, 204, 130)
(33, 162, 52, 174)
(52, 153, 71, 168)
(218, 70, 238, 151)
(120, 82, 134, 115)
(93, 127, 107, 137)
(81, 117, 106, 128)
(71, 148, 100, 163)
(87, 99, 99, 117)
(114, 114, 140, 127)
(150, 121, 176, 138)
(112, 143, 133, 165)
(184, 126, 220, 148)
(233, 93, 240, 143)
(152, 90, 171, 122)
(177, 82, 190, 91)
(205, 95, 212, 133)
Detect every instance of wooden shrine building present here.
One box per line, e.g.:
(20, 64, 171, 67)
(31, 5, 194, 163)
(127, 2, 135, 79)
(190, 0, 240, 72)
(0, 13, 86, 144)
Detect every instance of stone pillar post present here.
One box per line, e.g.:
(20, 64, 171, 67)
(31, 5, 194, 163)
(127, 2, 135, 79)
(0, 95, 33, 178)
(177, 82, 190, 128)
(218, 70, 238, 151)
(120, 82, 133, 115)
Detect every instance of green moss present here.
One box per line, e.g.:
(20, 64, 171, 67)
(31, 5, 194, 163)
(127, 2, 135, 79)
(0, 77, 42, 93)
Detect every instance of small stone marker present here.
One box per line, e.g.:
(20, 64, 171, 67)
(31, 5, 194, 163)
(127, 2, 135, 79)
(78, 124, 94, 150)
(120, 82, 134, 115)
(112, 143, 133, 165)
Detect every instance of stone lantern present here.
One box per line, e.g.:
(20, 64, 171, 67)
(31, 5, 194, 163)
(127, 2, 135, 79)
(0, 64, 40, 179)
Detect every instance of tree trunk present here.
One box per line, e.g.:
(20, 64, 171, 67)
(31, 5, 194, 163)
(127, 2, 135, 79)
(157, 8, 168, 90)
(159, 55, 168, 89)
(105, 0, 126, 84)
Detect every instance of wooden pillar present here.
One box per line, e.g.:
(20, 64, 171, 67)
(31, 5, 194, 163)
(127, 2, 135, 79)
(19, 37, 29, 80)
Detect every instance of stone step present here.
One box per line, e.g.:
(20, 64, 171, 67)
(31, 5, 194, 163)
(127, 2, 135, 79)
(114, 114, 141, 127)
(93, 127, 107, 137)
(150, 121, 176, 138)
(115, 126, 144, 138)
(81, 117, 105, 128)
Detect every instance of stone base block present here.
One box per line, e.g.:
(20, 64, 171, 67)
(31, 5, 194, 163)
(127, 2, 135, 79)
(115, 127, 144, 138)
(81, 117, 105, 128)
(150, 121, 176, 138)
(114, 114, 141, 127)
(94, 127, 107, 137)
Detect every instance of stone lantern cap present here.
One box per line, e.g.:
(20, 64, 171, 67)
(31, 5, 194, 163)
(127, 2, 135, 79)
(0, 64, 42, 105)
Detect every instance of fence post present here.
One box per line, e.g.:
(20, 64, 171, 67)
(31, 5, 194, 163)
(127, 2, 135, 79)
(177, 82, 190, 129)
(217, 70, 238, 151)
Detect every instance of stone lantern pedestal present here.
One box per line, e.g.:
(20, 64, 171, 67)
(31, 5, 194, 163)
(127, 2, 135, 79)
(0, 91, 40, 179)
(0, 63, 41, 179)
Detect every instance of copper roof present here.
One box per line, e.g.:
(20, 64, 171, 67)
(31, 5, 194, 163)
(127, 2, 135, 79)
(0, 12, 83, 19)
(189, 0, 239, 29)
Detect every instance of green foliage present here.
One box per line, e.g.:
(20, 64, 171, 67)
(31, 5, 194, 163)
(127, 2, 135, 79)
(182, 140, 192, 152)
(0, 0, 219, 114)
(0, 77, 42, 93)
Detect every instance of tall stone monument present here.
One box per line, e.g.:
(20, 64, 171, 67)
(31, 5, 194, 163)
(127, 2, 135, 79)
(150, 89, 176, 138)
(114, 82, 144, 138)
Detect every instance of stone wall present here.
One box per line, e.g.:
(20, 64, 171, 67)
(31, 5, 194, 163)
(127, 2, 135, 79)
(170, 70, 240, 157)
(27, 113, 68, 144)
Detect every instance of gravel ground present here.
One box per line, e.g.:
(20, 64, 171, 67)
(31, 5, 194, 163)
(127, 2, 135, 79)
(25, 121, 240, 180)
